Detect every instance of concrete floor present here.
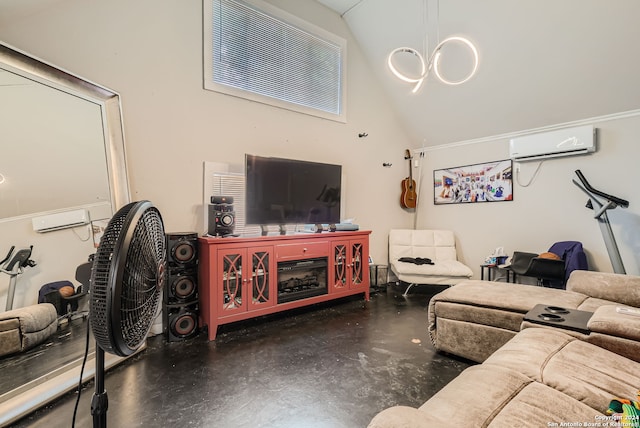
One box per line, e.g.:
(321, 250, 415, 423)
(13, 284, 472, 428)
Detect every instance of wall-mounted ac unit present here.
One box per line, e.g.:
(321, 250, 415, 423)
(509, 125, 596, 162)
(32, 209, 90, 233)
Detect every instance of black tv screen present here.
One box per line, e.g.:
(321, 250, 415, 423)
(245, 154, 342, 225)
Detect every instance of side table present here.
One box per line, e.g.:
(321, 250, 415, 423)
(369, 264, 389, 289)
(480, 264, 513, 282)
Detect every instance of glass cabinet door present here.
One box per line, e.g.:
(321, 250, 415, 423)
(351, 241, 364, 286)
(248, 248, 274, 310)
(332, 242, 348, 291)
(331, 240, 368, 291)
(219, 250, 244, 315)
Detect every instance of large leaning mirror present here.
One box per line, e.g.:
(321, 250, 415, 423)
(0, 41, 131, 426)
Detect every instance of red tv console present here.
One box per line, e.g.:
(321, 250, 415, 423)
(198, 230, 370, 340)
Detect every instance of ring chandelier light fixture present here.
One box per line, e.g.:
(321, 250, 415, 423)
(387, 1, 479, 93)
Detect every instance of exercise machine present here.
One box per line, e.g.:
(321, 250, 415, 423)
(573, 170, 629, 274)
(0, 245, 37, 310)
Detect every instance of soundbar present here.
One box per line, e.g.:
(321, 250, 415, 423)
(301, 223, 359, 233)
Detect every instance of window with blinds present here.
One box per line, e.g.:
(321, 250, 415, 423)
(204, 0, 347, 122)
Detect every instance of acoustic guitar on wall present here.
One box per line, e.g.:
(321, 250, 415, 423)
(400, 149, 417, 209)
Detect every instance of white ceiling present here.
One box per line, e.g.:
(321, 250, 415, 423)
(0, 0, 67, 26)
(316, 0, 640, 146)
(315, 0, 362, 16)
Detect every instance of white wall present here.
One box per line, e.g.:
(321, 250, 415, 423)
(0, 0, 415, 308)
(4, 0, 636, 297)
(417, 114, 640, 278)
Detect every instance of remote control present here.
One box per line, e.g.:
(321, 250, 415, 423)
(616, 307, 640, 317)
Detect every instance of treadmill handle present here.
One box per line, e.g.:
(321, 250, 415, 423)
(0, 246, 15, 266)
(574, 170, 629, 208)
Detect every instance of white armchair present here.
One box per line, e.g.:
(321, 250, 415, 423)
(388, 229, 473, 295)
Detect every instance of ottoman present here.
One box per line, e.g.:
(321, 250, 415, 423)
(0, 303, 58, 357)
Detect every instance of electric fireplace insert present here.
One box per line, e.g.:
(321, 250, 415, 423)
(277, 257, 328, 303)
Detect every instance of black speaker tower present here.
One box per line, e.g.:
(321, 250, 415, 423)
(164, 232, 199, 341)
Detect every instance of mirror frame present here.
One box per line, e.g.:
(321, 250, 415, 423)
(0, 41, 132, 425)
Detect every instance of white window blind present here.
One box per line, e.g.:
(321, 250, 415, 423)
(211, 172, 255, 236)
(204, 0, 346, 122)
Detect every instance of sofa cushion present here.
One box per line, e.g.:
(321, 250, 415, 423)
(568, 270, 640, 308)
(431, 301, 526, 332)
(485, 381, 604, 428)
(585, 333, 640, 364)
(368, 364, 602, 428)
(588, 305, 640, 342)
(367, 406, 437, 428)
(577, 296, 622, 312)
(430, 316, 518, 362)
(389, 229, 459, 261)
(430, 280, 589, 312)
(582, 305, 640, 362)
(391, 259, 473, 281)
(484, 328, 640, 412)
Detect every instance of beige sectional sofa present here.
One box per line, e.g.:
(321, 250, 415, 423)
(368, 271, 640, 427)
(369, 328, 640, 427)
(428, 270, 640, 363)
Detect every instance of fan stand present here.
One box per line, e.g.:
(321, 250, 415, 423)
(87, 200, 165, 428)
(91, 346, 108, 428)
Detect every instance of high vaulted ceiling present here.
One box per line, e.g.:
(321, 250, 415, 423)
(317, 0, 640, 146)
(0, 0, 68, 26)
(3, 0, 640, 147)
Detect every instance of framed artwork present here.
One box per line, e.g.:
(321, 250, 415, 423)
(434, 159, 513, 205)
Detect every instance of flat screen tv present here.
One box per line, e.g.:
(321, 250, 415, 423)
(245, 154, 342, 226)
